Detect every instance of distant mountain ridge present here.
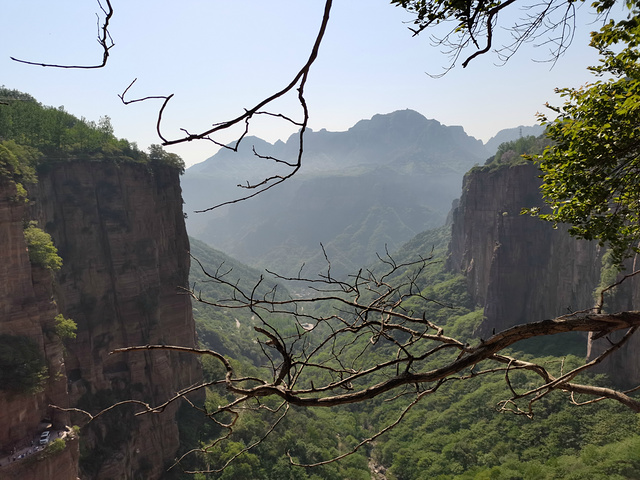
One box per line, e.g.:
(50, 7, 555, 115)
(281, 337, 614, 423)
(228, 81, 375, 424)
(186, 110, 489, 192)
(182, 110, 541, 277)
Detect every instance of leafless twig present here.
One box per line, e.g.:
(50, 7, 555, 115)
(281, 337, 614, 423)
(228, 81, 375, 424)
(63, 252, 640, 473)
(11, 0, 114, 69)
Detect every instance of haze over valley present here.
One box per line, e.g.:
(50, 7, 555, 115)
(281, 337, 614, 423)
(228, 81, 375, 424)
(182, 110, 543, 278)
(2, 88, 640, 480)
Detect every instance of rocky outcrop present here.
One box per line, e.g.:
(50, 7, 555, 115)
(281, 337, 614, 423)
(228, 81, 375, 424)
(447, 162, 640, 386)
(447, 163, 602, 336)
(1, 435, 80, 480)
(27, 161, 202, 479)
(0, 178, 77, 479)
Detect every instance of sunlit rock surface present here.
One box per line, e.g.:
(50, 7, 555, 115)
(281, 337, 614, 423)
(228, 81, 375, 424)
(29, 161, 202, 479)
(448, 162, 640, 386)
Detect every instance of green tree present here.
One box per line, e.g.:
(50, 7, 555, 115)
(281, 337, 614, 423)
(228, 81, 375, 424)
(528, 0, 640, 265)
(148, 144, 185, 173)
(54, 314, 77, 340)
(24, 222, 63, 271)
(0, 334, 48, 393)
(0, 140, 39, 201)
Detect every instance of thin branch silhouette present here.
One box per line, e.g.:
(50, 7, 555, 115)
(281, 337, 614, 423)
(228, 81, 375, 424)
(11, 0, 114, 69)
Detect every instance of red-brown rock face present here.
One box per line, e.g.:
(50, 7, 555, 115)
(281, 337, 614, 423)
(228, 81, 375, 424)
(0, 178, 77, 479)
(29, 161, 202, 479)
(447, 163, 602, 335)
(587, 256, 640, 387)
(448, 162, 640, 387)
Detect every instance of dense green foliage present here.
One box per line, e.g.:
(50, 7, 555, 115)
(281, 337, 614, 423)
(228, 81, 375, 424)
(482, 135, 551, 170)
(24, 222, 63, 271)
(0, 87, 138, 161)
(54, 313, 77, 340)
(0, 334, 48, 393)
(0, 86, 185, 172)
(375, 359, 640, 479)
(529, 1, 640, 265)
(188, 227, 640, 479)
(0, 139, 39, 200)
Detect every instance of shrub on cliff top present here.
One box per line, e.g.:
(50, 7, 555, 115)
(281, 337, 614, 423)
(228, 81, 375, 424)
(0, 140, 39, 202)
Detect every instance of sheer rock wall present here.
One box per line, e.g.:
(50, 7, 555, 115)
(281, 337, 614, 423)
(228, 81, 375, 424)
(0, 178, 76, 479)
(447, 162, 640, 386)
(29, 161, 201, 479)
(587, 260, 640, 387)
(447, 163, 602, 336)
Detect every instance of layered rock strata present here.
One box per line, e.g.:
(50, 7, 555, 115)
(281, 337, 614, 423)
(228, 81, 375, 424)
(0, 178, 77, 479)
(447, 162, 640, 386)
(447, 163, 602, 336)
(28, 161, 202, 479)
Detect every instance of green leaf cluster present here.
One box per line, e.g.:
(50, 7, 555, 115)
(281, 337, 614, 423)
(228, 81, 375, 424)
(0, 334, 48, 393)
(24, 222, 63, 271)
(0, 139, 40, 201)
(193, 389, 372, 480)
(529, 1, 640, 266)
(479, 135, 551, 171)
(373, 364, 640, 479)
(54, 314, 77, 340)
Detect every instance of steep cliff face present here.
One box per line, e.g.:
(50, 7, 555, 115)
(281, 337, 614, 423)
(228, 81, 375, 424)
(447, 163, 602, 336)
(447, 162, 640, 386)
(29, 161, 202, 479)
(0, 178, 77, 479)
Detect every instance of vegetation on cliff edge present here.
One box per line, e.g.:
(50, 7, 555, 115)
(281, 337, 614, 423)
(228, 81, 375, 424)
(0, 86, 185, 173)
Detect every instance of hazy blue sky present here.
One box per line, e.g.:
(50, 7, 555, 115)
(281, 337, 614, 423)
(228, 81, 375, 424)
(1, 0, 612, 167)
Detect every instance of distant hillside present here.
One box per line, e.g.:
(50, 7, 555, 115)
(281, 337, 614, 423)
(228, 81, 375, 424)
(189, 237, 288, 366)
(182, 110, 490, 277)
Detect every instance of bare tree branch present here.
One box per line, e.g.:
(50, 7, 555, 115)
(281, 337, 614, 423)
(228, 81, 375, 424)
(60, 249, 640, 474)
(10, 0, 114, 69)
(595, 268, 640, 313)
(400, 0, 609, 76)
(115, 0, 334, 212)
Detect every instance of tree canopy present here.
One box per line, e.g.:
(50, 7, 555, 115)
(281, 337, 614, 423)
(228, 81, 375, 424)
(528, 0, 640, 265)
(0, 87, 185, 174)
(392, 0, 621, 72)
(24, 222, 63, 271)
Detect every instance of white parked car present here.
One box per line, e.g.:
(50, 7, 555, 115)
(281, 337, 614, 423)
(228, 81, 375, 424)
(39, 431, 51, 445)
